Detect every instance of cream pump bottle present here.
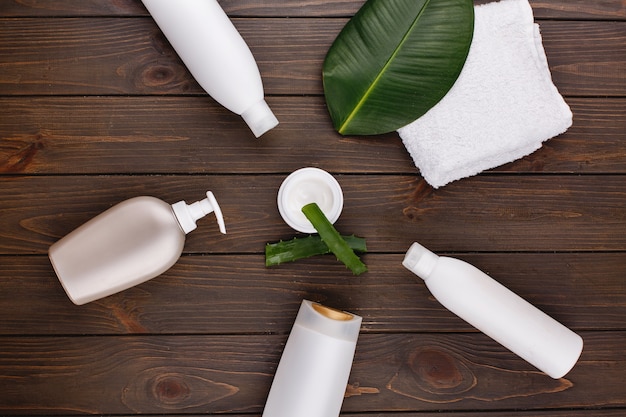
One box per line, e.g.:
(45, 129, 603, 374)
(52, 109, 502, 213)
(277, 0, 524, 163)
(141, 0, 278, 138)
(403, 242, 583, 379)
(262, 300, 362, 417)
(49, 192, 226, 305)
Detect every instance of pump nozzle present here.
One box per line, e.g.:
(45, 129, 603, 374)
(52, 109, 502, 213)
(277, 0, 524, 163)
(172, 191, 226, 234)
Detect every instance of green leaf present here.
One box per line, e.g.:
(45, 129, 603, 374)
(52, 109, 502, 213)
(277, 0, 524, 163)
(323, 0, 474, 135)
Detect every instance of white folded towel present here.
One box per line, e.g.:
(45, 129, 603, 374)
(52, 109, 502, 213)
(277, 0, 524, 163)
(397, 0, 572, 188)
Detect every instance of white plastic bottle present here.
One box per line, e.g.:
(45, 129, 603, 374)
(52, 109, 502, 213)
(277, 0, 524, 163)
(49, 191, 226, 305)
(141, 0, 279, 137)
(402, 242, 583, 379)
(262, 300, 362, 417)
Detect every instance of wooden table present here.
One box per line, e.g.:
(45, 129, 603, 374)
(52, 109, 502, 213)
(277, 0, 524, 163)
(1, 1, 625, 415)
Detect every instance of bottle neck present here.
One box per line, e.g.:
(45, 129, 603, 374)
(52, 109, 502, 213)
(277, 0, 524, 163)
(241, 99, 279, 138)
(402, 242, 439, 280)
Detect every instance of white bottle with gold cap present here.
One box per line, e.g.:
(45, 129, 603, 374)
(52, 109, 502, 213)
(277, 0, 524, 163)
(262, 300, 362, 417)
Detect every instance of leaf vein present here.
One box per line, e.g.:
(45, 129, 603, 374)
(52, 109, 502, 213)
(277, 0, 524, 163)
(338, 0, 431, 134)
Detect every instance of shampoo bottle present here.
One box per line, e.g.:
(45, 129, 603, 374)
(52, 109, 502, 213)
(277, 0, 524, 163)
(402, 242, 583, 379)
(141, 0, 279, 138)
(262, 300, 362, 417)
(49, 191, 226, 305)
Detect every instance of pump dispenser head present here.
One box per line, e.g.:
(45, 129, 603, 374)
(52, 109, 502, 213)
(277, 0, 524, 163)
(241, 99, 279, 138)
(172, 191, 226, 234)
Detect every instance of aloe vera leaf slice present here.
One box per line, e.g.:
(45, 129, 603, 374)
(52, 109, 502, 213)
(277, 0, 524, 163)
(301, 202, 368, 275)
(265, 235, 367, 267)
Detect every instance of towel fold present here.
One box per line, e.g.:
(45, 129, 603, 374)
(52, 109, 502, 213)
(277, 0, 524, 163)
(397, 0, 572, 188)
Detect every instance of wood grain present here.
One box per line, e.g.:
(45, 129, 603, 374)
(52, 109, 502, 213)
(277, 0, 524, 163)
(0, 175, 624, 254)
(0, 1, 624, 416)
(0, 19, 624, 96)
(0, 0, 624, 19)
(0, 97, 624, 175)
(0, 253, 624, 335)
(0, 332, 623, 414)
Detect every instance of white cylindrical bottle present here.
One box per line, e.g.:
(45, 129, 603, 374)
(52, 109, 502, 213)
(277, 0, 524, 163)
(141, 0, 279, 137)
(49, 191, 226, 305)
(262, 300, 362, 417)
(402, 242, 583, 379)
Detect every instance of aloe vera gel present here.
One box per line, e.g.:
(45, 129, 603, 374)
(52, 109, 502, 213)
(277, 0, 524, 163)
(403, 242, 583, 378)
(49, 192, 226, 305)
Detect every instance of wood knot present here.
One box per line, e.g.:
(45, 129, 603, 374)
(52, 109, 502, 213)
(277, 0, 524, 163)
(143, 65, 177, 87)
(154, 375, 191, 405)
(122, 368, 239, 412)
(402, 179, 434, 221)
(410, 179, 434, 202)
(409, 348, 464, 389)
(1, 133, 47, 173)
(386, 345, 476, 401)
(345, 382, 380, 398)
(403, 206, 429, 221)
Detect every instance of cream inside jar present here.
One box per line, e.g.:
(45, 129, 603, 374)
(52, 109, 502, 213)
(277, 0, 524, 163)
(277, 167, 344, 233)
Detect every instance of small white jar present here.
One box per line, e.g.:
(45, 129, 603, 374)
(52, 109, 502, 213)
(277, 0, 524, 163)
(277, 167, 344, 233)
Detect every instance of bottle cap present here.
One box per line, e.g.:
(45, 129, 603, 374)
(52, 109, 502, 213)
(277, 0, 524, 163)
(297, 300, 362, 342)
(402, 242, 439, 279)
(172, 191, 226, 234)
(277, 167, 344, 233)
(241, 99, 279, 138)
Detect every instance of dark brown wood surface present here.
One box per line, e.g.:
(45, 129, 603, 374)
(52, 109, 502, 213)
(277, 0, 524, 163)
(0, 0, 624, 416)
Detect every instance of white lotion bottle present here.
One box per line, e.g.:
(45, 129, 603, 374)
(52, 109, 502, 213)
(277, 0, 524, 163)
(49, 191, 226, 305)
(262, 300, 362, 417)
(402, 242, 583, 379)
(141, 0, 279, 137)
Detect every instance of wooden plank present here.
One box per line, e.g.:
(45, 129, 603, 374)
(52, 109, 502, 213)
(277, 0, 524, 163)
(0, 332, 623, 414)
(9, 412, 620, 417)
(0, 96, 624, 175)
(0, 19, 623, 96)
(0, 175, 624, 254)
(540, 21, 626, 96)
(0, 253, 623, 335)
(0, 0, 146, 16)
(0, 0, 624, 19)
(0, 96, 410, 174)
(530, 0, 626, 20)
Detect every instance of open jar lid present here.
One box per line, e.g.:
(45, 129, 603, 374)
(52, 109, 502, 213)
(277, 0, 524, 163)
(277, 167, 344, 233)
